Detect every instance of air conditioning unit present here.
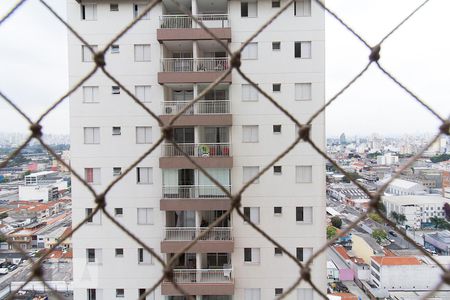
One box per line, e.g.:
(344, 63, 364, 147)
(165, 105, 176, 114)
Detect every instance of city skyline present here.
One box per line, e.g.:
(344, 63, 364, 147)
(1, 0, 449, 136)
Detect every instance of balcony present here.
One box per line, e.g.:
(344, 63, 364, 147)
(157, 15, 231, 42)
(158, 58, 232, 84)
(161, 269, 234, 296)
(162, 100, 230, 115)
(160, 185, 231, 211)
(159, 142, 232, 168)
(161, 227, 233, 253)
(161, 143, 231, 157)
(160, 100, 232, 126)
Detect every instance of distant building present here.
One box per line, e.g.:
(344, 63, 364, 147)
(340, 133, 347, 145)
(327, 183, 370, 210)
(376, 153, 399, 166)
(351, 232, 384, 265)
(18, 171, 68, 202)
(379, 178, 427, 196)
(443, 171, 450, 199)
(382, 195, 448, 229)
(370, 256, 450, 292)
(424, 231, 450, 255)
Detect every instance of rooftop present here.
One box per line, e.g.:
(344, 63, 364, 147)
(371, 256, 421, 266)
(381, 178, 422, 189)
(382, 195, 448, 206)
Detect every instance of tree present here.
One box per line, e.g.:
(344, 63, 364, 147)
(430, 216, 446, 229)
(390, 211, 399, 223)
(372, 229, 387, 243)
(331, 216, 343, 229)
(377, 202, 386, 214)
(397, 214, 407, 225)
(327, 226, 337, 240)
(369, 213, 383, 224)
(430, 154, 450, 163)
(443, 203, 450, 221)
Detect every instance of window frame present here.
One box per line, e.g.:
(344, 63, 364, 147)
(134, 44, 151, 62)
(242, 125, 259, 143)
(243, 166, 260, 184)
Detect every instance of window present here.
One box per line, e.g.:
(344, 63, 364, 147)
(275, 288, 283, 295)
(87, 289, 97, 300)
(274, 207, 282, 214)
(114, 208, 123, 217)
(84, 127, 100, 144)
(116, 289, 124, 298)
(86, 208, 93, 223)
(139, 289, 155, 300)
(274, 248, 282, 255)
(244, 248, 260, 263)
(243, 207, 260, 224)
(296, 247, 312, 262)
(85, 208, 101, 224)
(243, 166, 260, 184)
(115, 248, 124, 257)
(295, 83, 312, 101)
(85, 168, 101, 185)
(242, 125, 259, 143)
(112, 127, 121, 135)
(137, 167, 153, 184)
(274, 166, 282, 174)
(294, 41, 312, 58)
(242, 84, 258, 101)
(111, 45, 120, 53)
(245, 288, 261, 300)
(242, 43, 258, 60)
(296, 166, 312, 183)
(112, 86, 120, 94)
(136, 126, 152, 144)
(296, 206, 312, 223)
(110, 4, 119, 11)
(135, 85, 151, 102)
(86, 248, 101, 264)
(137, 208, 153, 225)
(138, 248, 153, 264)
(82, 45, 98, 62)
(134, 44, 151, 62)
(294, 0, 311, 17)
(273, 84, 281, 92)
(113, 167, 122, 176)
(297, 288, 313, 299)
(81, 4, 97, 20)
(272, 1, 281, 8)
(273, 125, 282, 133)
(83, 86, 99, 103)
(241, 1, 257, 17)
(272, 41, 281, 51)
(133, 4, 150, 19)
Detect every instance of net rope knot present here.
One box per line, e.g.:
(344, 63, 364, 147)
(95, 193, 106, 209)
(369, 44, 381, 62)
(94, 51, 106, 67)
(29, 123, 43, 138)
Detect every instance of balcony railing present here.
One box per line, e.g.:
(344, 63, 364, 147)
(161, 58, 229, 72)
(160, 14, 230, 29)
(161, 100, 231, 115)
(161, 143, 231, 157)
(164, 227, 232, 241)
(162, 185, 231, 198)
(167, 269, 233, 283)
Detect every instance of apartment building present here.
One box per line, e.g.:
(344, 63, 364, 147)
(68, 0, 325, 299)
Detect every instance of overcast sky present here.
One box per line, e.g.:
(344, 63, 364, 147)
(0, 0, 449, 137)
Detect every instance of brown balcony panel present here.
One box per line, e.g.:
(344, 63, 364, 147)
(157, 28, 231, 42)
(161, 240, 234, 253)
(161, 282, 234, 296)
(159, 157, 232, 168)
(158, 72, 232, 84)
(159, 115, 232, 126)
(160, 199, 231, 211)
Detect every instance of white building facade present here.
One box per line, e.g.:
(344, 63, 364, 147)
(68, 0, 325, 299)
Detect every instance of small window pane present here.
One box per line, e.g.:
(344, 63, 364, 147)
(272, 41, 281, 51)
